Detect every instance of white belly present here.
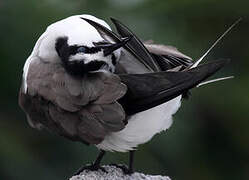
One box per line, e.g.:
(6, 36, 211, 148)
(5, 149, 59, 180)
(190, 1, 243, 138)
(96, 96, 182, 152)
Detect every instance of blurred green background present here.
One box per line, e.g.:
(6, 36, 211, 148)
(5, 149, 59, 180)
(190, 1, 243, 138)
(0, 0, 249, 180)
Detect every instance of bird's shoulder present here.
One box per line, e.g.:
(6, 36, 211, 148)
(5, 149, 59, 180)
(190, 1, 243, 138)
(26, 57, 126, 109)
(21, 57, 127, 144)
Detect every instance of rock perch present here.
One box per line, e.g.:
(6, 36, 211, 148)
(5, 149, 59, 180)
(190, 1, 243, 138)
(69, 165, 171, 180)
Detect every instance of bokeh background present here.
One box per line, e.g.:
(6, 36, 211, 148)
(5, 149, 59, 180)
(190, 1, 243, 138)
(0, 0, 249, 180)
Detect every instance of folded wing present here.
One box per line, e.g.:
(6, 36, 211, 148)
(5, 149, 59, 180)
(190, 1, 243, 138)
(118, 59, 229, 115)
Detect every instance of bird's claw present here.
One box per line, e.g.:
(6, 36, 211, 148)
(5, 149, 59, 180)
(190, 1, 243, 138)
(109, 163, 133, 175)
(74, 163, 107, 176)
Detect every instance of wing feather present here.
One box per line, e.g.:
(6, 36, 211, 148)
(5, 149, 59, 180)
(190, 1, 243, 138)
(118, 59, 229, 115)
(82, 17, 156, 71)
(145, 43, 193, 71)
(111, 18, 160, 72)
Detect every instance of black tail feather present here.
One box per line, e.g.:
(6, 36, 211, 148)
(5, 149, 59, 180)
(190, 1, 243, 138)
(118, 59, 229, 115)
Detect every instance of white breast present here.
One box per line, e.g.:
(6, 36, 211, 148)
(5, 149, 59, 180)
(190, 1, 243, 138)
(96, 95, 182, 152)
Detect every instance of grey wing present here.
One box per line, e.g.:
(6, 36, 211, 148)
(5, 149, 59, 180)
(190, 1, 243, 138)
(145, 43, 193, 71)
(19, 57, 127, 144)
(115, 49, 153, 74)
(115, 44, 192, 74)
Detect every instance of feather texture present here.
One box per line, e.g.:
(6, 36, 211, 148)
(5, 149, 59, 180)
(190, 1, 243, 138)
(20, 56, 127, 144)
(19, 15, 231, 152)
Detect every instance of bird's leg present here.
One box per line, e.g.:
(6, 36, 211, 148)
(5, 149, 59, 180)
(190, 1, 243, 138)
(128, 150, 135, 173)
(74, 150, 107, 175)
(111, 150, 135, 174)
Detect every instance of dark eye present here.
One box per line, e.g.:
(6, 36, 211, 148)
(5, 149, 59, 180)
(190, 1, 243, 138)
(77, 47, 87, 53)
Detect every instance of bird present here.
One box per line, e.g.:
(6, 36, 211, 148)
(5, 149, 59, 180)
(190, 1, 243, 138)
(18, 14, 238, 175)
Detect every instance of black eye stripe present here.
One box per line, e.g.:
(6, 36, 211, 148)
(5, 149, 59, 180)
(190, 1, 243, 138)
(69, 45, 101, 55)
(55, 37, 68, 58)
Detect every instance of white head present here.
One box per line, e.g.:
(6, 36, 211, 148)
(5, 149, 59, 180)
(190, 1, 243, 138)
(32, 15, 127, 75)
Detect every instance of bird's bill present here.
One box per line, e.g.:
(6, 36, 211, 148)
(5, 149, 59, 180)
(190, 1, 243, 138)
(97, 36, 132, 57)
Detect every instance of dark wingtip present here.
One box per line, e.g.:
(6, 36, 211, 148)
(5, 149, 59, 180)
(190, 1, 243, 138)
(110, 17, 160, 71)
(187, 59, 231, 91)
(81, 17, 95, 25)
(188, 59, 231, 82)
(80, 17, 88, 21)
(80, 17, 99, 28)
(118, 59, 231, 115)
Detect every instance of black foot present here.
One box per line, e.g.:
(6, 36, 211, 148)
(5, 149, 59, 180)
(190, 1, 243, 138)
(74, 163, 107, 176)
(110, 163, 134, 175)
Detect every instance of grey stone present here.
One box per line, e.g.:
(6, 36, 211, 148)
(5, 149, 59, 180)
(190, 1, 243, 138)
(70, 165, 171, 180)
